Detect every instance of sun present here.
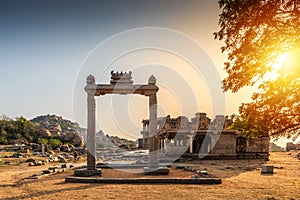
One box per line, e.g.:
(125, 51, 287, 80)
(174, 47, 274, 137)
(263, 52, 290, 81)
(272, 52, 289, 71)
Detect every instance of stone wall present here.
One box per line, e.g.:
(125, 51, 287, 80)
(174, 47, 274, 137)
(210, 133, 236, 155)
(246, 137, 270, 153)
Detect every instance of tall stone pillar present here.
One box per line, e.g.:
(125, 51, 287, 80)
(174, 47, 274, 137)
(87, 92, 96, 170)
(74, 75, 101, 177)
(148, 93, 159, 169)
(84, 75, 98, 172)
(189, 134, 193, 153)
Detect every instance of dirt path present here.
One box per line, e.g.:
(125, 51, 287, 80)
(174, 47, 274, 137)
(0, 152, 299, 200)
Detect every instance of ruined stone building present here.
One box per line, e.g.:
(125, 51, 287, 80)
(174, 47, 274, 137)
(286, 142, 300, 151)
(139, 113, 270, 159)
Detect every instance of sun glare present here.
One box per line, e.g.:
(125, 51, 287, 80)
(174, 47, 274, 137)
(264, 52, 290, 81)
(272, 52, 289, 71)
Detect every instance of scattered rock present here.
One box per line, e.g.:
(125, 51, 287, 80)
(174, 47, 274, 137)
(25, 158, 36, 163)
(62, 132, 84, 147)
(58, 155, 67, 163)
(198, 170, 208, 175)
(48, 166, 58, 172)
(135, 159, 146, 164)
(274, 166, 283, 169)
(42, 170, 51, 174)
(48, 150, 55, 155)
(191, 175, 199, 179)
(4, 161, 11, 165)
(11, 153, 21, 158)
(261, 165, 274, 174)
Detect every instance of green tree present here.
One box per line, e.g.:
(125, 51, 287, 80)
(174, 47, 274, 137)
(215, 0, 300, 139)
(38, 138, 48, 145)
(48, 138, 62, 149)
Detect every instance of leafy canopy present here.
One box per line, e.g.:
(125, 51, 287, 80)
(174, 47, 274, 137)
(214, 0, 300, 139)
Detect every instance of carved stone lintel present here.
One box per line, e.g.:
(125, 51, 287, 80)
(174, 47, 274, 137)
(110, 70, 133, 85)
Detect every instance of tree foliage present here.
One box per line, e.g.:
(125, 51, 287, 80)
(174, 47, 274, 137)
(215, 0, 300, 139)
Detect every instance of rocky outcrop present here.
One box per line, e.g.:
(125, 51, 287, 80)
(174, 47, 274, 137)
(62, 132, 84, 147)
(38, 129, 52, 138)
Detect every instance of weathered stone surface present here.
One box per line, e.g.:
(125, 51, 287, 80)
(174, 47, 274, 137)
(74, 169, 102, 177)
(37, 128, 52, 137)
(25, 158, 35, 163)
(261, 165, 274, 174)
(143, 167, 170, 175)
(58, 155, 67, 163)
(65, 177, 222, 184)
(62, 132, 84, 147)
(42, 170, 51, 174)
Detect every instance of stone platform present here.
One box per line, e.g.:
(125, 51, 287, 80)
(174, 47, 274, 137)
(65, 177, 222, 184)
(74, 169, 102, 177)
(143, 167, 170, 175)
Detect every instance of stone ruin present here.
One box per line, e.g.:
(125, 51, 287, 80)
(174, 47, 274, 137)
(74, 71, 169, 177)
(286, 142, 300, 151)
(140, 113, 270, 160)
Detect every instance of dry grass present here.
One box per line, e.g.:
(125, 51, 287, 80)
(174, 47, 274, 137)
(0, 151, 299, 200)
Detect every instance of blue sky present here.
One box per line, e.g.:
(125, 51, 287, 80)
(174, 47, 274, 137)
(3, 0, 293, 146)
(0, 0, 229, 120)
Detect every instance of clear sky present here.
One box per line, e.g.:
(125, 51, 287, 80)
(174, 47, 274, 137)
(0, 0, 293, 146)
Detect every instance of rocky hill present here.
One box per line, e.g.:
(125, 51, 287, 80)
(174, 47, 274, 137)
(31, 114, 82, 133)
(31, 114, 137, 149)
(30, 114, 85, 147)
(269, 142, 285, 152)
(0, 114, 137, 149)
(96, 130, 138, 150)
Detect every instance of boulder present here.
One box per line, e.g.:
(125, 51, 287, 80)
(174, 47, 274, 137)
(62, 132, 84, 147)
(49, 124, 62, 136)
(58, 155, 67, 163)
(48, 150, 55, 155)
(26, 158, 36, 163)
(37, 128, 52, 138)
(59, 144, 70, 152)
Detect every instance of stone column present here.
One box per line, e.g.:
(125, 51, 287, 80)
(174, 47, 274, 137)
(160, 139, 164, 153)
(209, 131, 219, 154)
(148, 93, 158, 169)
(189, 134, 193, 153)
(164, 139, 168, 153)
(85, 75, 96, 170)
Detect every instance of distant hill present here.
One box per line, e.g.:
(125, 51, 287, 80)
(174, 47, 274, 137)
(96, 130, 138, 149)
(0, 114, 137, 149)
(269, 142, 285, 152)
(31, 114, 84, 133)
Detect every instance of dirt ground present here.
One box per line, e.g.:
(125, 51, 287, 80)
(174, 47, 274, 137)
(0, 151, 299, 200)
